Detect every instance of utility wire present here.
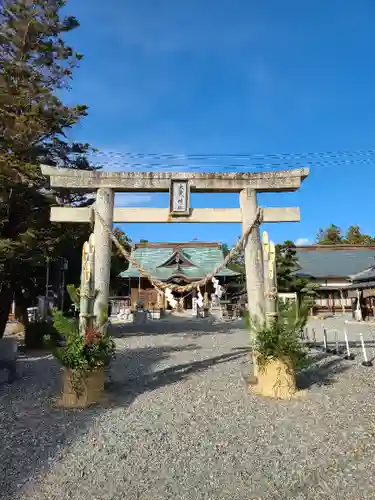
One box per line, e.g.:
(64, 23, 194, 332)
(79, 149, 375, 172)
(89, 149, 375, 160)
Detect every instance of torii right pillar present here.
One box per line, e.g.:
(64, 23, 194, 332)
(239, 169, 307, 380)
(240, 188, 266, 328)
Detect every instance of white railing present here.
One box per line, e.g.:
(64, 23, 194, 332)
(315, 297, 351, 308)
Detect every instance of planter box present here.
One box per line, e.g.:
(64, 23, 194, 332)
(59, 367, 105, 408)
(251, 357, 298, 400)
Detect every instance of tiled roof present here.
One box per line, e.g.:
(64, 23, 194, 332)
(119, 243, 239, 280)
(350, 265, 375, 282)
(295, 246, 375, 278)
(347, 279, 375, 290)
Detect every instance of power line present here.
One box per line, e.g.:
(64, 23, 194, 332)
(91, 158, 375, 172)
(89, 149, 375, 160)
(79, 149, 375, 172)
(90, 160, 375, 171)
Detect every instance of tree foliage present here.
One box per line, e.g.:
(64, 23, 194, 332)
(275, 241, 316, 304)
(275, 240, 300, 293)
(316, 224, 343, 245)
(110, 227, 132, 294)
(220, 242, 245, 281)
(0, 0, 98, 336)
(316, 224, 375, 245)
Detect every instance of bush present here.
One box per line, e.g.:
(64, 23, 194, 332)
(254, 319, 310, 371)
(44, 310, 116, 396)
(46, 310, 116, 372)
(244, 302, 311, 370)
(24, 320, 61, 349)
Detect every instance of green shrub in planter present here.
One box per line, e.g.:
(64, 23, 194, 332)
(254, 318, 310, 371)
(44, 310, 116, 398)
(244, 302, 311, 370)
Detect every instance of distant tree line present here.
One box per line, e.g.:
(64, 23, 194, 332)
(316, 225, 375, 245)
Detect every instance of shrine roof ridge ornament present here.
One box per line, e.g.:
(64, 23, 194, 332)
(40, 165, 309, 193)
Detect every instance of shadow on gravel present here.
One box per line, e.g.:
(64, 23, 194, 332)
(107, 348, 248, 395)
(110, 319, 242, 338)
(297, 351, 351, 389)
(229, 346, 351, 390)
(0, 343, 245, 500)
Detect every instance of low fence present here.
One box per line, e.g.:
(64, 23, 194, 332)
(314, 297, 352, 311)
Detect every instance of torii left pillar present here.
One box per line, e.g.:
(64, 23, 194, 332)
(93, 188, 114, 324)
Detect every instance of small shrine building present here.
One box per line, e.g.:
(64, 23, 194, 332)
(118, 241, 239, 309)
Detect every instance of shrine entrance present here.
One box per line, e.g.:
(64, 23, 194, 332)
(41, 166, 309, 328)
(166, 277, 193, 310)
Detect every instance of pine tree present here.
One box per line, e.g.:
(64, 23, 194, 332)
(275, 240, 314, 298)
(344, 225, 375, 245)
(275, 240, 299, 292)
(110, 227, 132, 294)
(0, 0, 94, 336)
(316, 224, 343, 244)
(316, 224, 375, 245)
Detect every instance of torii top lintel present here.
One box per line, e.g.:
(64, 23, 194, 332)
(40, 165, 309, 193)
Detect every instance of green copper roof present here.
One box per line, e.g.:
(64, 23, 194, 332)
(295, 246, 375, 278)
(119, 244, 239, 280)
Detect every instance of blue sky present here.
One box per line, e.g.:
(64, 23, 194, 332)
(62, 0, 375, 246)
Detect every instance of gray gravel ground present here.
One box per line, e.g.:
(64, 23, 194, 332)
(2, 316, 375, 499)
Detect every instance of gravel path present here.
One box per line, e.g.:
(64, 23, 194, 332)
(2, 317, 375, 499)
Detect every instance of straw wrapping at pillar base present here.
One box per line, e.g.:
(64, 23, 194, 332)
(249, 357, 305, 400)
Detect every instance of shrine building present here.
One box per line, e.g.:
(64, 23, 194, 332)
(118, 241, 240, 309)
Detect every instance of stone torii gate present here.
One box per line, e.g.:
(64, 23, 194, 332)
(41, 165, 309, 326)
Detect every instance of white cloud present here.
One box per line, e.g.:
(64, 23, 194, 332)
(295, 238, 310, 246)
(115, 193, 153, 207)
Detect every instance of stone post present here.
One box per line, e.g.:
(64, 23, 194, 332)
(88, 233, 96, 326)
(262, 232, 278, 325)
(79, 233, 95, 334)
(240, 188, 265, 381)
(93, 188, 114, 326)
(269, 240, 278, 314)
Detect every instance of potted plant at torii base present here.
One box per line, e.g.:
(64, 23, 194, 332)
(45, 309, 116, 408)
(247, 304, 310, 400)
